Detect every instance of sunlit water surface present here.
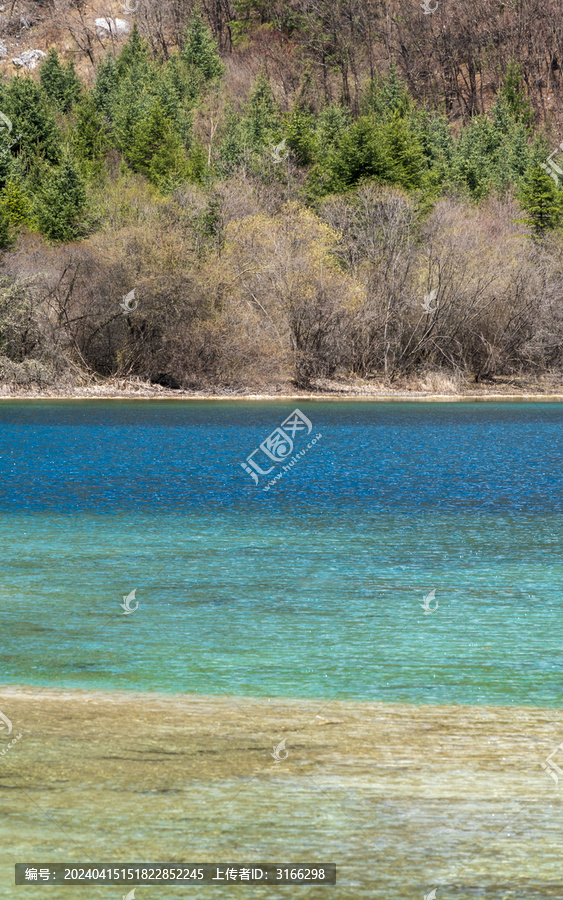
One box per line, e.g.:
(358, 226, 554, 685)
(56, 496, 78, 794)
(1, 400, 563, 899)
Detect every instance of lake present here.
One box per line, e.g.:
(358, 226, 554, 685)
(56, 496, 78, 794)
(1, 400, 562, 900)
(0, 400, 562, 707)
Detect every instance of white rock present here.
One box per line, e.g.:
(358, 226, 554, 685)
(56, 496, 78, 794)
(0, 41, 7, 58)
(11, 49, 46, 70)
(95, 17, 130, 38)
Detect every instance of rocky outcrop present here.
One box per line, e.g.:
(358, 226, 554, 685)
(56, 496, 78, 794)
(11, 48, 46, 69)
(95, 17, 130, 38)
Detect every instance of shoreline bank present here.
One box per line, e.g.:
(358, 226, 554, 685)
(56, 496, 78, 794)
(2, 374, 563, 402)
(3, 388, 563, 402)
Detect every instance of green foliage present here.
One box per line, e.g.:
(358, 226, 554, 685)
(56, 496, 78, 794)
(181, 7, 224, 81)
(125, 100, 189, 189)
(71, 94, 109, 174)
(0, 203, 14, 250)
(241, 72, 280, 150)
(518, 165, 563, 234)
(0, 130, 16, 192)
(35, 156, 88, 241)
(186, 142, 209, 184)
(320, 114, 425, 194)
(452, 104, 533, 199)
(285, 104, 316, 165)
(1, 172, 35, 228)
(362, 65, 411, 119)
(157, 55, 198, 143)
(40, 49, 82, 112)
(4, 76, 61, 166)
(93, 54, 120, 120)
(415, 110, 454, 189)
(217, 104, 242, 171)
(500, 62, 533, 127)
(116, 23, 150, 78)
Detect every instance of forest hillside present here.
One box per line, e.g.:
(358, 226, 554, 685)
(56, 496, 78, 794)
(1, 0, 563, 393)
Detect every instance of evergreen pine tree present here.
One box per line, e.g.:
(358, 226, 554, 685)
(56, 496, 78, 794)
(218, 103, 245, 172)
(126, 100, 188, 188)
(285, 105, 316, 165)
(518, 165, 563, 234)
(116, 23, 150, 78)
(4, 76, 61, 166)
(36, 157, 88, 241)
(362, 65, 411, 119)
(181, 7, 224, 81)
(316, 105, 351, 153)
(1, 172, 34, 228)
(452, 115, 499, 199)
(500, 62, 533, 126)
(93, 54, 120, 120)
(325, 117, 386, 192)
(40, 49, 82, 112)
(382, 113, 425, 189)
(241, 72, 279, 151)
(71, 94, 109, 176)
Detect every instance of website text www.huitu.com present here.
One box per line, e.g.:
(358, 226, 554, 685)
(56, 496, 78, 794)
(263, 434, 322, 491)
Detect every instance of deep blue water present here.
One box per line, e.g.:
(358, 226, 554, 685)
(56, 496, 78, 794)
(1, 399, 562, 706)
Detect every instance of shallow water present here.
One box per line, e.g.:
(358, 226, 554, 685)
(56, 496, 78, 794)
(1, 400, 563, 706)
(1, 688, 562, 900)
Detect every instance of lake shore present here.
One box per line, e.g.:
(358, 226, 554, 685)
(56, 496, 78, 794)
(3, 374, 563, 401)
(0, 685, 561, 897)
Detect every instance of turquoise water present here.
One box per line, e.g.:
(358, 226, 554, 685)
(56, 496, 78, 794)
(1, 400, 563, 706)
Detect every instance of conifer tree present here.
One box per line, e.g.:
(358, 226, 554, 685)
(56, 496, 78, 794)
(40, 49, 82, 112)
(116, 23, 150, 78)
(1, 172, 34, 228)
(286, 105, 316, 165)
(518, 165, 563, 234)
(181, 7, 224, 81)
(4, 76, 61, 165)
(362, 65, 411, 119)
(36, 157, 87, 242)
(500, 62, 533, 127)
(325, 117, 386, 192)
(241, 72, 279, 150)
(383, 113, 425, 189)
(316, 105, 351, 154)
(93, 54, 120, 120)
(71, 94, 109, 175)
(126, 100, 188, 188)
